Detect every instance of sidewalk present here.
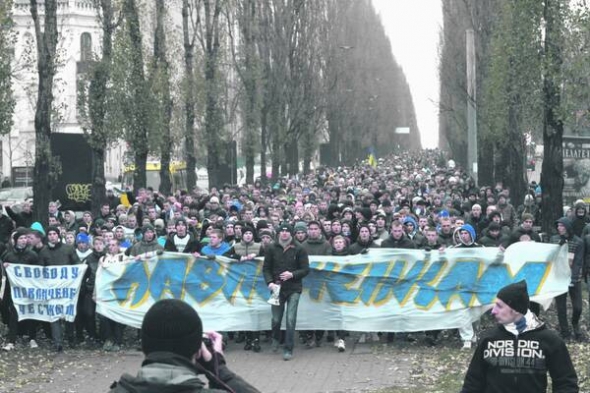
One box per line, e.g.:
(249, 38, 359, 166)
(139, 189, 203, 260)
(5, 335, 412, 393)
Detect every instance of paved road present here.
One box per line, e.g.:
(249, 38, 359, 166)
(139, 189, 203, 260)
(4, 336, 412, 393)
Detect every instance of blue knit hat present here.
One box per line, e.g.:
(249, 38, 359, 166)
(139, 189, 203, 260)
(30, 221, 46, 237)
(76, 233, 90, 244)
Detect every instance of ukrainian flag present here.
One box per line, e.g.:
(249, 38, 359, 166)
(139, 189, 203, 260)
(367, 147, 377, 168)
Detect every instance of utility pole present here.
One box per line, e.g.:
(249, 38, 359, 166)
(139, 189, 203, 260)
(466, 28, 478, 185)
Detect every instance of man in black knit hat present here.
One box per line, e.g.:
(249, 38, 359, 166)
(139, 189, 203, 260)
(461, 280, 579, 393)
(109, 299, 259, 392)
(263, 222, 309, 361)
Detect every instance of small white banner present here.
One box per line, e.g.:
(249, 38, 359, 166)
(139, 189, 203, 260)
(4, 264, 87, 323)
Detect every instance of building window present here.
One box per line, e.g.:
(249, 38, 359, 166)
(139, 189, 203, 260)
(80, 32, 92, 62)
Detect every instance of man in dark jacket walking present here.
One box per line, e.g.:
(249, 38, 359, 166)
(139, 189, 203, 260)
(263, 223, 309, 361)
(461, 280, 579, 393)
(550, 217, 586, 341)
(109, 299, 260, 393)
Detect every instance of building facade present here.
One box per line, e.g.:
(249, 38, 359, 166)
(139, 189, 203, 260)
(4, 0, 124, 186)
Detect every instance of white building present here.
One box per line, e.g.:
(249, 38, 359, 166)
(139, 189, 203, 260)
(4, 0, 124, 186)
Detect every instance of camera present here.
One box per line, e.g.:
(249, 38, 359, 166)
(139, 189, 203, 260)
(202, 334, 213, 350)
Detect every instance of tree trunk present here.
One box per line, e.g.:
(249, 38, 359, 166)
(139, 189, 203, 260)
(478, 136, 494, 186)
(90, 147, 106, 217)
(182, 0, 197, 190)
(203, 0, 223, 189)
(541, 0, 564, 234)
(153, 0, 172, 195)
(505, 104, 527, 210)
(88, 0, 114, 218)
(30, 0, 58, 224)
(124, 0, 148, 190)
(260, 105, 268, 184)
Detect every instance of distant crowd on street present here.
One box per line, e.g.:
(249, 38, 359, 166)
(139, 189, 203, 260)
(0, 148, 588, 361)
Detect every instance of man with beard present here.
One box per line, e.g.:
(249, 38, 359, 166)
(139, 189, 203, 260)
(349, 224, 379, 254)
(466, 204, 485, 238)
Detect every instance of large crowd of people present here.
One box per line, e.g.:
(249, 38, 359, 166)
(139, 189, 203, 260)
(0, 148, 588, 362)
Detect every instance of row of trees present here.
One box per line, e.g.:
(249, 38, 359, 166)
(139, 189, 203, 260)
(0, 0, 421, 222)
(439, 0, 590, 233)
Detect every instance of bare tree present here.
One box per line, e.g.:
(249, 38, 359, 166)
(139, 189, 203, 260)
(151, 0, 173, 194)
(30, 0, 58, 223)
(123, 0, 149, 190)
(197, 0, 223, 188)
(541, 0, 566, 233)
(80, 0, 116, 217)
(182, 0, 199, 190)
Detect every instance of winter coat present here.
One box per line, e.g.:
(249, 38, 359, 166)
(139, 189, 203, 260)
(381, 234, 416, 249)
(127, 239, 164, 257)
(232, 240, 262, 258)
(5, 207, 33, 229)
(505, 227, 541, 247)
(109, 351, 260, 393)
(301, 236, 331, 256)
(479, 233, 508, 248)
(263, 239, 309, 298)
(1, 246, 40, 266)
(0, 214, 14, 245)
(83, 250, 106, 293)
(349, 238, 379, 255)
(39, 242, 80, 266)
(550, 217, 585, 283)
(164, 233, 202, 254)
(461, 312, 578, 393)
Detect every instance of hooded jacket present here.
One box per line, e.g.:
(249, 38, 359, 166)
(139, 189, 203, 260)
(571, 202, 589, 237)
(109, 351, 260, 393)
(127, 238, 164, 257)
(549, 217, 585, 283)
(461, 311, 578, 393)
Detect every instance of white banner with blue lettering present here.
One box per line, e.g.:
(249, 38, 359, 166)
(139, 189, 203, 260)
(4, 264, 87, 323)
(95, 243, 570, 332)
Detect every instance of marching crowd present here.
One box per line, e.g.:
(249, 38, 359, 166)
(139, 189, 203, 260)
(0, 149, 588, 363)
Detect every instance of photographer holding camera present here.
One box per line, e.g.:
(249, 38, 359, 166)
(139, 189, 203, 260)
(109, 299, 260, 393)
